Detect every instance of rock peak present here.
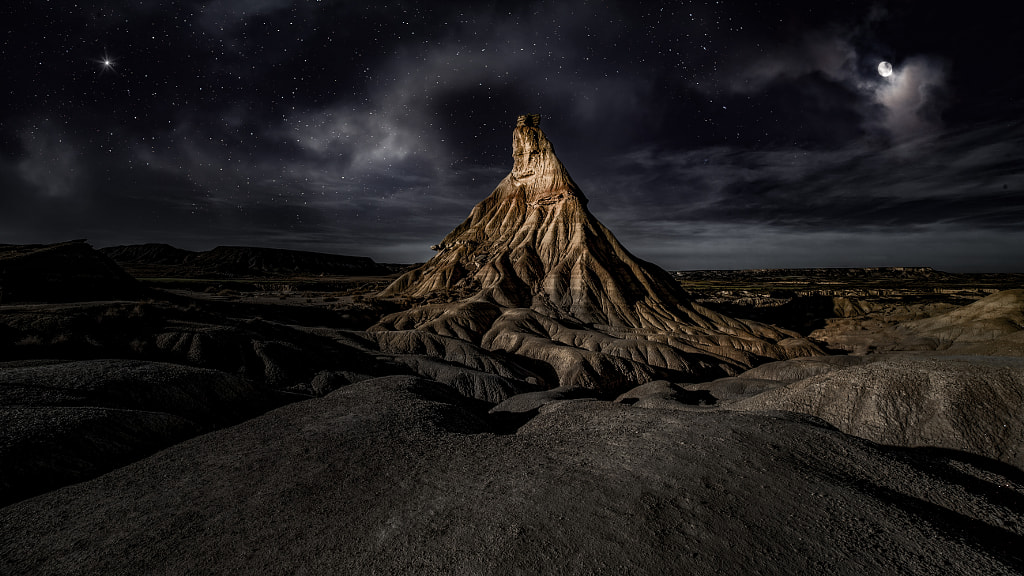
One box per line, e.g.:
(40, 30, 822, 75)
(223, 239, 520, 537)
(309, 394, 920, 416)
(516, 113, 541, 127)
(374, 116, 821, 391)
(507, 114, 583, 204)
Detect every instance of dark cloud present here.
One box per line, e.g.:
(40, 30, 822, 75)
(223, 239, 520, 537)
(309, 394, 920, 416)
(1, 0, 1021, 271)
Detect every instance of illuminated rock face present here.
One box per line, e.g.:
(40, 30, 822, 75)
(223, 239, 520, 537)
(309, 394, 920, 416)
(374, 115, 820, 391)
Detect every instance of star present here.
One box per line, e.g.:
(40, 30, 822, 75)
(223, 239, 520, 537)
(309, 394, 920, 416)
(96, 51, 117, 73)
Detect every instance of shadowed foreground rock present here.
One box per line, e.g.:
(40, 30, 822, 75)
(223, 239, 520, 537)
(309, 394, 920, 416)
(0, 297, 542, 504)
(730, 354, 1024, 469)
(373, 115, 820, 393)
(2, 376, 1022, 575)
(0, 359, 269, 506)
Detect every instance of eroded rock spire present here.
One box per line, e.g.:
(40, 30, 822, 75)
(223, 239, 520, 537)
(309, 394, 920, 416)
(372, 115, 820, 393)
(508, 113, 583, 206)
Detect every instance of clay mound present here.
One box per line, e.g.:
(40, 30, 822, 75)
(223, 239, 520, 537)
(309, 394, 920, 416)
(735, 354, 871, 384)
(2, 376, 1021, 574)
(894, 289, 1024, 353)
(101, 243, 390, 278)
(0, 240, 141, 303)
(614, 379, 716, 409)
(732, 354, 1024, 469)
(811, 289, 1024, 355)
(373, 115, 820, 392)
(0, 300, 382, 391)
(679, 355, 870, 401)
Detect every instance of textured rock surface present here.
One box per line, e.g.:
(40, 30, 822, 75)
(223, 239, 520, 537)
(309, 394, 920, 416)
(2, 376, 1021, 575)
(615, 379, 716, 409)
(732, 354, 1024, 468)
(0, 298, 543, 504)
(489, 386, 592, 414)
(682, 356, 870, 401)
(0, 359, 266, 506)
(374, 116, 820, 391)
(810, 289, 1024, 355)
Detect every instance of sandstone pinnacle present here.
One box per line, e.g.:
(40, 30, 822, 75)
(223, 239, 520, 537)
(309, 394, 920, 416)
(373, 116, 820, 391)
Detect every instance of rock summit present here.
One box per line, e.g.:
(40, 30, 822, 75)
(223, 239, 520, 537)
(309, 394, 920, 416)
(373, 115, 819, 391)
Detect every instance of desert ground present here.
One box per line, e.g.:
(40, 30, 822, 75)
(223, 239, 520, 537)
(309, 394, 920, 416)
(2, 240, 1022, 575)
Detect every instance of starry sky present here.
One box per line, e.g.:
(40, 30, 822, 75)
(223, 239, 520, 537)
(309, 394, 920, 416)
(3, 1, 1023, 271)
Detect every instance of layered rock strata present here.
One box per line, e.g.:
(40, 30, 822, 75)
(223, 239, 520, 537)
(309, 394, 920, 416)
(372, 115, 819, 391)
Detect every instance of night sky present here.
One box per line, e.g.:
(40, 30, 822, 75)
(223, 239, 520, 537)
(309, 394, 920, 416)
(3, 1, 1023, 271)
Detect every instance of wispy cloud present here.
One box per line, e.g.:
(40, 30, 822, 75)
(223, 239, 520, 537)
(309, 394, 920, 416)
(592, 120, 1024, 240)
(873, 56, 949, 140)
(16, 121, 83, 199)
(708, 19, 950, 143)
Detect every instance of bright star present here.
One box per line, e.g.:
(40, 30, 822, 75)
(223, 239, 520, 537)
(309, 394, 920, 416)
(95, 52, 117, 73)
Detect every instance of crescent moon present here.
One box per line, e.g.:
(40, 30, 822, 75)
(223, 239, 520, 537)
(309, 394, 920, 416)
(877, 61, 893, 77)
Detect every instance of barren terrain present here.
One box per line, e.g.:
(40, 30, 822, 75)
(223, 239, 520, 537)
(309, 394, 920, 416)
(2, 241, 1023, 574)
(2, 118, 1022, 574)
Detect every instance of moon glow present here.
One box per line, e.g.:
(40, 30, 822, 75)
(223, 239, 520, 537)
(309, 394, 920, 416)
(877, 61, 893, 77)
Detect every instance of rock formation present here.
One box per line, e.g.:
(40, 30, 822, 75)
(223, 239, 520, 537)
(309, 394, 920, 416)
(372, 115, 820, 391)
(0, 240, 141, 303)
(729, 354, 1024, 469)
(810, 289, 1024, 355)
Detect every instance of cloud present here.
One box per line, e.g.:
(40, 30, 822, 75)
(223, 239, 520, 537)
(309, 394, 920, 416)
(281, 109, 430, 176)
(608, 221, 1024, 272)
(720, 32, 858, 94)
(709, 13, 950, 143)
(194, 0, 298, 34)
(593, 120, 1024, 237)
(16, 122, 83, 199)
(874, 57, 949, 140)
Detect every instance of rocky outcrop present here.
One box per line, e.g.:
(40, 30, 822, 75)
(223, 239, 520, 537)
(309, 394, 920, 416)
(373, 115, 820, 392)
(731, 354, 1024, 469)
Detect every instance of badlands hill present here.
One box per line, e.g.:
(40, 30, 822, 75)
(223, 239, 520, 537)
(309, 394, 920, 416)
(811, 288, 1024, 355)
(0, 240, 141, 303)
(372, 114, 819, 391)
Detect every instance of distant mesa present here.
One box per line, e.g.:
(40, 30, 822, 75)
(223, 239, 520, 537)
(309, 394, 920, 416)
(100, 244, 393, 278)
(100, 243, 197, 266)
(372, 115, 822, 392)
(0, 240, 141, 304)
